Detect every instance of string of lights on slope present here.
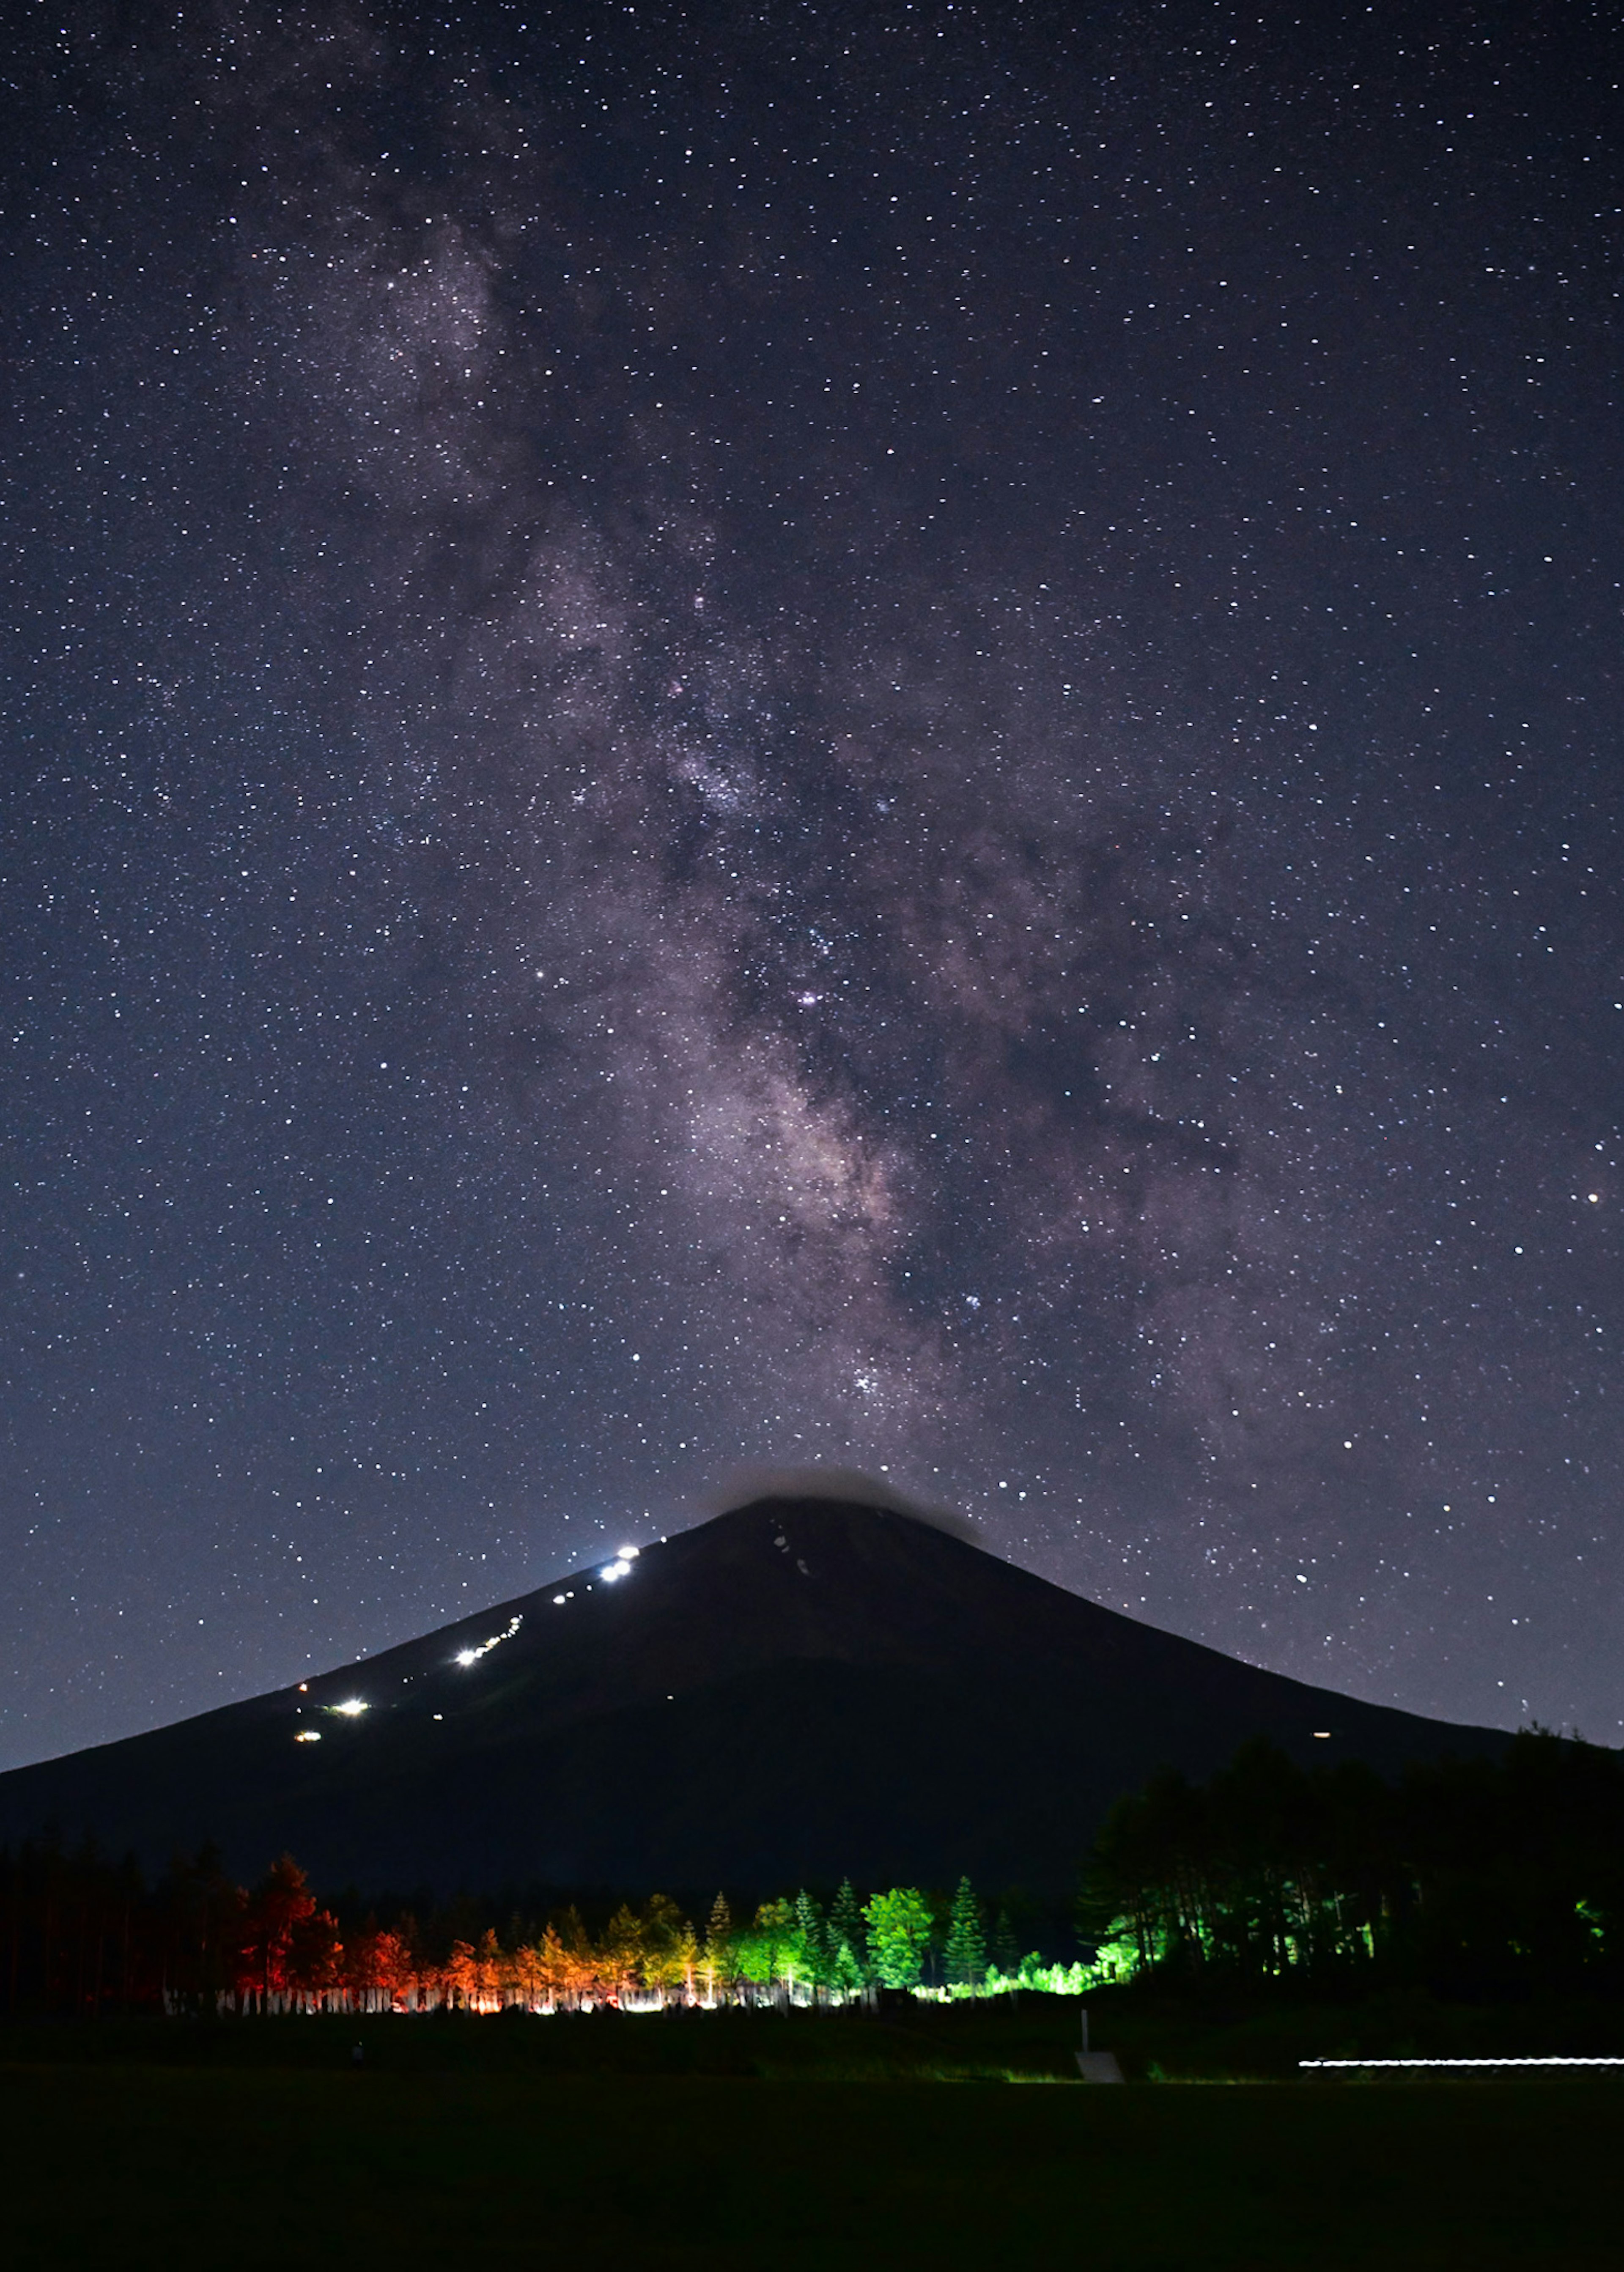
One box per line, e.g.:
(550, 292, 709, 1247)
(289, 1549, 644, 1740)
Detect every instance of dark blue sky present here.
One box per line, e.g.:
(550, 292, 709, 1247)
(3, 0, 1620, 1767)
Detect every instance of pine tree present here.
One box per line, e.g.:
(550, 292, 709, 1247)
(601, 1904, 645, 2001)
(704, 1892, 733, 1998)
(943, 1875, 987, 1993)
(991, 1907, 1020, 1981)
(793, 1888, 827, 1989)
(828, 1877, 868, 1989)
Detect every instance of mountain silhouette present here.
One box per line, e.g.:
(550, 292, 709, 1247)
(0, 1495, 1511, 1896)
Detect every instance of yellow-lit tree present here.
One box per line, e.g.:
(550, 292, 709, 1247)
(639, 1894, 697, 1999)
(599, 1904, 645, 2003)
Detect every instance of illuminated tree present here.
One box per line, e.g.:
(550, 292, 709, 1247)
(990, 1908, 1020, 1981)
(736, 1898, 796, 1989)
(527, 1924, 568, 2005)
(793, 1889, 828, 1990)
(286, 1904, 342, 2001)
(639, 1894, 697, 1997)
(863, 1887, 933, 1989)
(828, 1878, 869, 1990)
(551, 1906, 601, 2002)
(703, 1892, 735, 1999)
(241, 1855, 317, 2003)
(600, 1904, 646, 2002)
(510, 1937, 549, 2007)
(943, 1876, 986, 1992)
(444, 1938, 481, 2008)
(346, 1921, 413, 2009)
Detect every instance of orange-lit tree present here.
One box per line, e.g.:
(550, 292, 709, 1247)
(286, 1902, 343, 2003)
(702, 1893, 735, 2002)
(345, 1920, 414, 2011)
(239, 1855, 318, 2006)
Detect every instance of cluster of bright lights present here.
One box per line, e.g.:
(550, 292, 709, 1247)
(327, 1698, 370, 1718)
(293, 1729, 322, 1743)
(599, 1546, 641, 1584)
(453, 1613, 524, 1669)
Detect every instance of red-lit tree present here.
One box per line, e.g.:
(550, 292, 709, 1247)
(344, 1920, 414, 2011)
(239, 1855, 317, 2004)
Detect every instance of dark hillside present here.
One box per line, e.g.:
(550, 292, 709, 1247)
(0, 1497, 1510, 1895)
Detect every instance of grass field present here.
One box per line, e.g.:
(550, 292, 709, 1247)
(3, 2007, 1620, 2269)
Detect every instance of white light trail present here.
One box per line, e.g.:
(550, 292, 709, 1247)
(1300, 2056, 1624, 2070)
(451, 1613, 524, 1668)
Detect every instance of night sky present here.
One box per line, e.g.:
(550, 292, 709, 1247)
(3, 0, 1621, 1770)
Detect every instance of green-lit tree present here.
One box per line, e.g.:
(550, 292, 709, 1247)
(942, 1875, 987, 1992)
(794, 1888, 828, 1990)
(863, 1887, 933, 1989)
(828, 1877, 869, 1989)
(1073, 1729, 1624, 1998)
(990, 1907, 1020, 1981)
(737, 1897, 796, 1990)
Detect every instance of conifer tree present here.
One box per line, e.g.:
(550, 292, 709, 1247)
(991, 1907, 1020, 1981)
(245, 1854, 317, 2001)
(553, 1907, 598, 2001)
(794, 1888, 828, 1988)
(943, 1875, 987, 1992)
(535, 1922, 571, 2003)
(828, 1877, 869, 1989)
(704, 1892, 733, 1997)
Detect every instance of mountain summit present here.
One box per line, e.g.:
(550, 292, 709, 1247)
(0, 1496, 1507, 1896)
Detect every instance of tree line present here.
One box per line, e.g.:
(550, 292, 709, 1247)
(0, 1842, 1038, 2016)
(1079, 1729, 1624, 1998)
(15, 1728, 1610, 2017)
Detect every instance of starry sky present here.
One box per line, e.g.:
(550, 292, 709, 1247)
(3, 0, 1621, 1769)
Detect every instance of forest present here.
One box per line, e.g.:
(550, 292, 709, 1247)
(1081, 1728, 1624, 1999)
(5, 1728, 1619, 2019)
(0, 1844, 1064, 2017)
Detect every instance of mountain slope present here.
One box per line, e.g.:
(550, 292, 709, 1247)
(0, 1497, 1511, 1896)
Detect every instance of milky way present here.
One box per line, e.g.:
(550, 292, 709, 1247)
(3, 0, 1621, 1764)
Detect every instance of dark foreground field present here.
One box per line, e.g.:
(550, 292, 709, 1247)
(3, 2005, 1620, 2270)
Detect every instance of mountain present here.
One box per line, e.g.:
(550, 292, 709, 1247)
(0, 1495, 1511, 1898)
